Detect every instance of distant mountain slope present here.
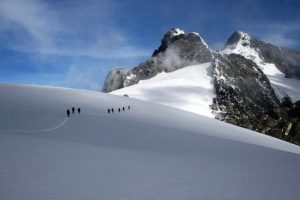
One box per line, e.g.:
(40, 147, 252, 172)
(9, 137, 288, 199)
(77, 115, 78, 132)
(224, 31, 300, 79)
(1, 83, 300, 200)
(103, 28, 300, 145)
(103, 28, 213, 93)
(222, 31, 300, 101)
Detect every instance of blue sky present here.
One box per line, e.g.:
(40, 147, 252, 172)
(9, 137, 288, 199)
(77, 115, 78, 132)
(0, 0, 300, 90)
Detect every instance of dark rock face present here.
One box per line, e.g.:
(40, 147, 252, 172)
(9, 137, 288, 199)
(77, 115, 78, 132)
(152, 29, 212, 64)
(211, 54, 300, 144)
(211, 54, 280, 130)
(280, 99, 300, 145)
(102, 68, 138, 93)
(102, 28, 213, 92)
(152, 28, 185, 56)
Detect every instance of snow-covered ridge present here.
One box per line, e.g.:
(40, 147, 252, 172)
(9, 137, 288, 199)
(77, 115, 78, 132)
(188, 31, 208, 48)
(222, 32, 300, 102)
(111, 63, 216, 118)
(198, 34, 209, 48)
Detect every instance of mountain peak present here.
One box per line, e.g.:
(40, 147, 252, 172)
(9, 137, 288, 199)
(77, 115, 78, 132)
(224, 31, 251, 48)
(152, 27, 211, 59)
(161, 28, 185, 44)
(167, 27, 185, 37)
(161, 28, 207, 46)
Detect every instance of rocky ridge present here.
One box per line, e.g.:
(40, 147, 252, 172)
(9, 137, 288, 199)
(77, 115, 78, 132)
(225, 31, 300, 79)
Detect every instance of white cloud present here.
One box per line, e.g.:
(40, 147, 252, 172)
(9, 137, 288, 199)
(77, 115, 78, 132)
(209, 41, 225, 50)
(0, 0, 59, 51)
(0, 0, 150, 58)
(262, 33, 297, 48)
(249, 23, 300, 49)
(64, 66, 104, 91)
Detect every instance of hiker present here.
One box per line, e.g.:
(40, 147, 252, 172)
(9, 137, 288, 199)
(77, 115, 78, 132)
(78, 108, 81, 114)
(128, 106, 130, 110)
(67, 109, 70, 117)
(108, 108, 110, 114)
(72, 107, 75, 114)
(118, 108, 121, 112)
(122, 107, 125, 111)
(111, 108, 114, 113)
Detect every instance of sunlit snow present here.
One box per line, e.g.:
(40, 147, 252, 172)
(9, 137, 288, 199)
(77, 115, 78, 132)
(112, 63, 216, 118)
(1, 83, 300, 200)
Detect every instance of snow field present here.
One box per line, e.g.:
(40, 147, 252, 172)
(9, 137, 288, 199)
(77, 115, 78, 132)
(112, 63, 216, 118)
(1, 83, 300, 200)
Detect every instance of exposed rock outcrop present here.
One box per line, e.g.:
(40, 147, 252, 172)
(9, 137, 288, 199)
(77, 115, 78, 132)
(211, 54, 279, 130)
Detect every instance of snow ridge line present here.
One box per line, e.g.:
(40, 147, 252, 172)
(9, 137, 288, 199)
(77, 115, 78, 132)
(0, 117, 68, 133)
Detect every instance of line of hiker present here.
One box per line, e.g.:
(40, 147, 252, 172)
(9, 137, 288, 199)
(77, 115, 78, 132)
(66, 107, 81, 117)
(107, 106, 130, 114)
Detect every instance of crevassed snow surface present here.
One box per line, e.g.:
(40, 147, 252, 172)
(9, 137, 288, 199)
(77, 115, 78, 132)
(222, 32, 300, 101)
(112, 63, 215, 118)
(1, 83, 300, 200)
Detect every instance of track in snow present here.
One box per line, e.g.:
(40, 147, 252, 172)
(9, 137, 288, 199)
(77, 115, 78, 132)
(0, 117, 68, 133)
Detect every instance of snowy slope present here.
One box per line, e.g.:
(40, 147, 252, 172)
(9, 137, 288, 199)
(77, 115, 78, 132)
(1, 83, 300, 200)
(222, 32, 300, 101)
(111, 63, 216, 118)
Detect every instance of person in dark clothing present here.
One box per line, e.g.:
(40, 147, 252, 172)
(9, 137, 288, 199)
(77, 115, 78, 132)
(72, 107, 75, 114)
(111, 108, 114, 113)
(67, 109, 70, 117)
(122, 107, 125, 111)
(128, 106, 130, 110)
(78, 108, 81, 114)
(118, 108, 121, 112)
(108, 108, 110, 113)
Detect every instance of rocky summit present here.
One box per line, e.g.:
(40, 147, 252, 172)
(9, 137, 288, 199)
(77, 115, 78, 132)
(103, 28, 213, 93)
(103, 28, 300, 145)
